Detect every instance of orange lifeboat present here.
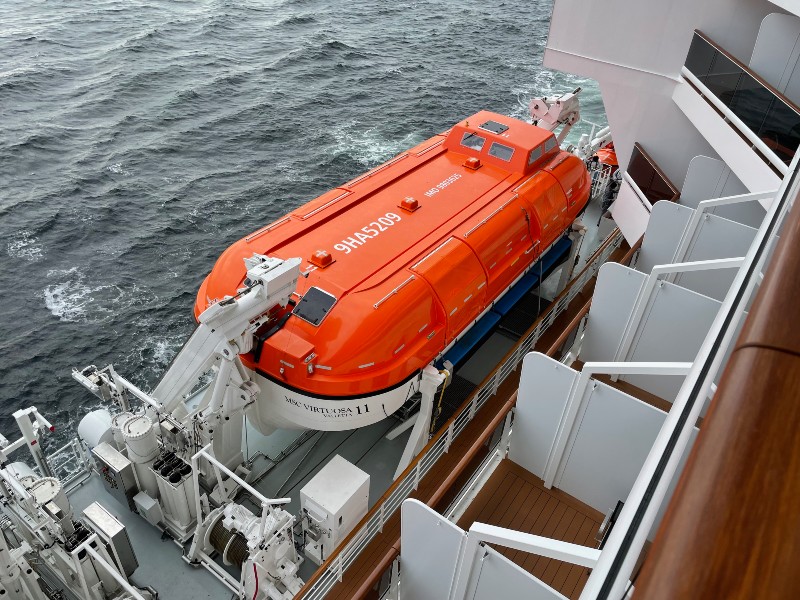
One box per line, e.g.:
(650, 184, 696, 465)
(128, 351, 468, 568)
(196, 111, 590, 432)
(595, 142, 618, 169)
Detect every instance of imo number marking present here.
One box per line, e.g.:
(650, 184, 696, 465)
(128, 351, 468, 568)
(334, 212, 402, 254)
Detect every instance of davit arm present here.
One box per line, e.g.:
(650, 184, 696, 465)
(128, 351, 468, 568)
(73, 254, 301, 468)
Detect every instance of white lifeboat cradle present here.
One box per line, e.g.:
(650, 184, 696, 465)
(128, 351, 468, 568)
(0, 90, 619, 600)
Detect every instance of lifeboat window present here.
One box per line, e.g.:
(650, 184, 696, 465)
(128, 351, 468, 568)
(528, 146, 544, 165)
(478, 120, 509, 135)
(544, 137, 558, 152)
(461, 132, 486, 151)
(488, 142, 514, 162)
(292, 287, 337, 326)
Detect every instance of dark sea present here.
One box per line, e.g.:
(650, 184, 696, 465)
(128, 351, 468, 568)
(0, 0, 604, 447)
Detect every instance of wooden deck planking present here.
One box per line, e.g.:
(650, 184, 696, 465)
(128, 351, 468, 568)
(458, 459, 603, 599)
(547, 512, 586, 588)
(559, 516, 598, 596)
(506, 486, 551, 566)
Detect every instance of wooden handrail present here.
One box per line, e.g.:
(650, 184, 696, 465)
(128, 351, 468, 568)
(693, 29, 800, 117)
(634, 182, 800, 597)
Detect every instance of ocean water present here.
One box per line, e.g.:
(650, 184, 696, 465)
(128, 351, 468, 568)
(0, 0, 605, 446)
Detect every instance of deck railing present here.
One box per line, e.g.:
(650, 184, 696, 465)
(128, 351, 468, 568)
(49, 438, 91, 491)
(683, 30, 800, 169)
(296, 228, 625, 600)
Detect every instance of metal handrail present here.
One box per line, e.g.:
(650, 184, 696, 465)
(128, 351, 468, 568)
(296, 229, 624, 600)
(49, 438, 91, 490)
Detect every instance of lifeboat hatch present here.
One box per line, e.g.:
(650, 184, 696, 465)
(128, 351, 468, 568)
(292, 287, 337, 326)
(399, 197, 420, 212)
(478, 120, 509, 135)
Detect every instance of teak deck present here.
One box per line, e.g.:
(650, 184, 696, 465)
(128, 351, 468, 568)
(457, 459, 603, 599)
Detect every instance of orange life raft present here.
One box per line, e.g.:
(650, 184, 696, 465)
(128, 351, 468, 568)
(196, 111, 591, 401)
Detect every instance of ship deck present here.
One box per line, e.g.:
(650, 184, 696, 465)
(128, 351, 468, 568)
(67, 477, 227, 600)
(456, 459, 604, 600)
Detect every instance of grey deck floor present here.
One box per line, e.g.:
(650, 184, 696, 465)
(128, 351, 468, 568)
(69, 477, 233, 600)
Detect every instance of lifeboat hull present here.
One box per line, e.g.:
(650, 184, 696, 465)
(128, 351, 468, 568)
(247, 370, 418, 433)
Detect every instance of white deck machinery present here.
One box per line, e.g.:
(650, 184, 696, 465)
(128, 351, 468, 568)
(529, 87, 613, 160)
(0, 408, 154, 600)
(69, 255, 308, 599)
(529, 87, 582, 145)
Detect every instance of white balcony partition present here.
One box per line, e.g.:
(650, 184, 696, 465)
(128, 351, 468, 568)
(400, 500, 465, 600)
(511, 353, 579, 480)
(512, 353, 698, 526)
(400, 500, 580, 600)
(637, 201, 757, 300)
(751, 13, 800, 106)
(555, 381, 665, 514)
(609, 176, 651, 245)
(581, 263, 721, 401)
(680, 156, 765, 227)
(468, 547, 566, 600)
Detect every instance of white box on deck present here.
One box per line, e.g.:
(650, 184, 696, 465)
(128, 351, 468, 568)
(300, 455, 369, 565)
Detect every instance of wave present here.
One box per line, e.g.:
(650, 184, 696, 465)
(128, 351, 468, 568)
(329, 120, 424, 168)
(114, 311, 196, 389)
(0, 64, 73, 93)
(277, 14, 317, 27)
(6, 230, 43, 262)
(42, 267, 158, 324)
(105, 162, 131, 176)
(0, 66, 38, 81)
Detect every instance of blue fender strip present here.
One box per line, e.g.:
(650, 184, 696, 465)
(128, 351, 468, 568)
(437, 235, 573, 370)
